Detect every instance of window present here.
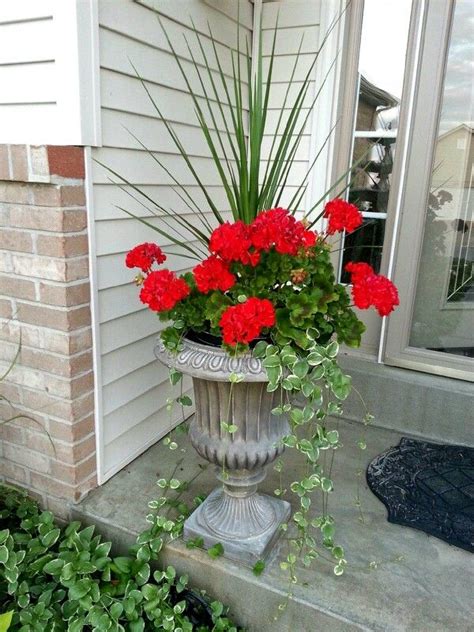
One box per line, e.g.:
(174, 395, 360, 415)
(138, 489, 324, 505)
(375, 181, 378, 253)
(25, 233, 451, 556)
(338, 0, 412, 283)
(409, 0, 474, 357)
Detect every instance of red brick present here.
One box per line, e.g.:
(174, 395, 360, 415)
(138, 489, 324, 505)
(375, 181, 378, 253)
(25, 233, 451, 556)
(0, 382, 21, 405)
(0, 298, 12, 319)
(62, 209, 87, 232)
(0, 275, 36, 301)
(12, 254, 66, 281)
(60, 186, 86, 207)
(30, 472, 76, 500)
(20, 389, 73, 422)
(32, 184, 85, 208)
(36, 233, 89, 258)
(4, 443, 50, 473)
(0, 181, 31, 204)
(39, 282, 90, 307)
(65, 257, 89, 282)
(10, 145, 28, 181)
(17, 302, 91, 332)
(1, 228, 33, 252)
(71, 371, 95, 398)
(1, 422, 24, 445)
(72, 434, 96, 462)
(18, 347, 92, 379)
(3, 461, 28, 485)
(19, 348, 72, 377)
(0, 145, 11, 179)
(7, 205, 87, 232)
(29, 146, 49, 178)
(49, 413, 94, 442)
(47, 146, 85, 179)
(76, 474, 97, 501)
(50, 453, 96, 485)
(69, 328, 93, 354)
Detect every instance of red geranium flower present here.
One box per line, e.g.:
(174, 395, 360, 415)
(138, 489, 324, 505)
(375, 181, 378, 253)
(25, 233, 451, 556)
(209, 221, 260, 266)
(219, 297, 276, 346)
(251, 208, 317, 255)
(324, 199, 363, 235)
(139, 269, 190, 312)
(125, 242, 166, 272)
(345, 262, 399, 316)
(345, 261, 374, 284)
(193, 256, 236, 294)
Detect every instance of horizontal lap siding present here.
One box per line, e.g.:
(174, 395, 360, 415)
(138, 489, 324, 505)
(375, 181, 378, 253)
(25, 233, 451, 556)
(92, 0, 252, 481)
(261, 0, 321, 210)
(0, 9, 57, 141)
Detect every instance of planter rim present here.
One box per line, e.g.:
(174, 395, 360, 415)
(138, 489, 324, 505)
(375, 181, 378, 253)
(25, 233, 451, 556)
(154, 335, 268, 382)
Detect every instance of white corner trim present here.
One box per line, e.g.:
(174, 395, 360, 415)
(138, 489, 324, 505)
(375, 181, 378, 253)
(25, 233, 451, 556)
(53, 0, 102, 146)
(84, 146, 105, 485)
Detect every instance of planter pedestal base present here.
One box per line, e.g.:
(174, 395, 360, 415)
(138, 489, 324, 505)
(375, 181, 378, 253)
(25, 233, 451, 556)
(184, 471, 291, 566)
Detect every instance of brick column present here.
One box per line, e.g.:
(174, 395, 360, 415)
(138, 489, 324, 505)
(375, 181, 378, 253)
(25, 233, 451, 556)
(0, 144, 97, 518)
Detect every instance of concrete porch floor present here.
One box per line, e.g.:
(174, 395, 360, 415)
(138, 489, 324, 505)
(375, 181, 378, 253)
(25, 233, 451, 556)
(73, 419, 473, 632)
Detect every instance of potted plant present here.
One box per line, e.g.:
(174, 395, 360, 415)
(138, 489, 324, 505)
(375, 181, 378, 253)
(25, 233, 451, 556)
(112, 16, 399, 572)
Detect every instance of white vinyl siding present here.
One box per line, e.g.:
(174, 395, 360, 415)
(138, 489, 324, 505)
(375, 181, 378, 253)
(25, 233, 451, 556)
(91, 0, 253, 481)
(0, 4, 55, 142)
(0, 0, 100, 146)
(261, 0, 322, 212)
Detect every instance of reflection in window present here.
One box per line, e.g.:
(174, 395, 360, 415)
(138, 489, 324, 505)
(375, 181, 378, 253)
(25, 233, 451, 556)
(338, 0, 411, 282)
(409, 0, 473, 357)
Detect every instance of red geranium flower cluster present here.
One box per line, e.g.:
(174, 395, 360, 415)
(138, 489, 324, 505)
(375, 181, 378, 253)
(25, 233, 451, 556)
(139, 269, 190, 312)
(209, 209, 317, 269)
(193, 256, 236, 294)
(219, 297, 276, 346)
(345, 262, 399, 316)
(324, 199, 363, 235)
(125, 242, 166, 272)
(250, 208, 317, 255)
(209, 221, 260, 266)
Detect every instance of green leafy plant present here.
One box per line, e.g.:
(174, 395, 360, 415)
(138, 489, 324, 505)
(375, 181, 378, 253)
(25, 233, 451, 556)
(0, 484, 238, 631)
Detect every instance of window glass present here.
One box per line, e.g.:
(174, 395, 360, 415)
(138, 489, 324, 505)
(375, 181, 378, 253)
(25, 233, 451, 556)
(409, 0, 474, 358)
(339, 0, 412, 282)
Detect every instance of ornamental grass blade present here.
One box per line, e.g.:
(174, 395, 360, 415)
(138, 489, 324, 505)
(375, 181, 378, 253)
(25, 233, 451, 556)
(116, 206, 203, 260)
(115, 182, 209, 255)
(129, 58, 225, 225)
(154, 18, 238, 221)
(122, 129, 214, 237)
(94, 158, 210, 250)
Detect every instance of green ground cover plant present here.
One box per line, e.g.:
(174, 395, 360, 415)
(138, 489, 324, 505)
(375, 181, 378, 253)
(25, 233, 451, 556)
(0, 485, 238, 632)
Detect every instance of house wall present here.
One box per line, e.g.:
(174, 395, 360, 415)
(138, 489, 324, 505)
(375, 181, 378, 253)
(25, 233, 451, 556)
(0, 145, 96, 518)
(260, 0, 322, 212)
(0, 1, 100, 146)
(90, 0, 254, 482)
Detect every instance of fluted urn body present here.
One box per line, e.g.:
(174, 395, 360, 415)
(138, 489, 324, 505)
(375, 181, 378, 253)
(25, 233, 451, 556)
(155, 336, 291, 565)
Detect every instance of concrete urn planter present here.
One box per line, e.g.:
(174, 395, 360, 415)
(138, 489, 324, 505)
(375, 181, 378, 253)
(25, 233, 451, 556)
(155, 336, 291, 565)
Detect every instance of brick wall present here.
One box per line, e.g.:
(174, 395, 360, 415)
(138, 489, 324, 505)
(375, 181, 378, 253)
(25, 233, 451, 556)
(0, 144, 97, 518)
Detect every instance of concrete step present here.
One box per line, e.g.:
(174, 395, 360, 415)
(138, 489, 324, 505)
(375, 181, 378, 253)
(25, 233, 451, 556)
(73, 420, 473, 632)
(339, 355, 473, 445)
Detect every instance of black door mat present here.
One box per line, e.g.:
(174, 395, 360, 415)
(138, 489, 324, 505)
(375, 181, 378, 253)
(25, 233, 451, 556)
(367, 437, 474, 553)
